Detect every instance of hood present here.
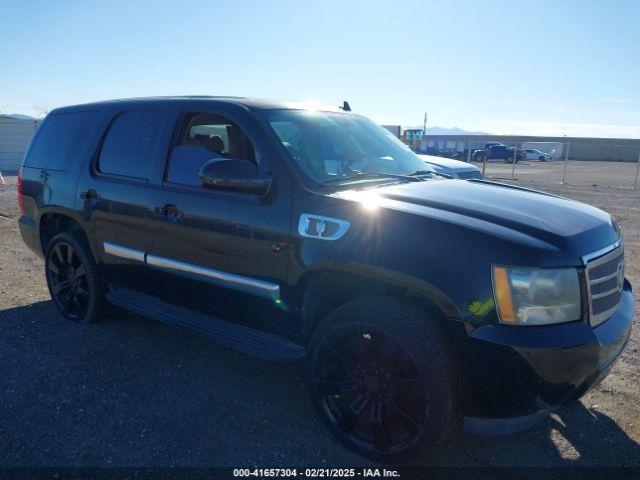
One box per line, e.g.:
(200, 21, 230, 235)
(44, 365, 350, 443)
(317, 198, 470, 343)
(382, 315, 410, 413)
(418, 154, 478, 171)
(335, 179, 618, 259)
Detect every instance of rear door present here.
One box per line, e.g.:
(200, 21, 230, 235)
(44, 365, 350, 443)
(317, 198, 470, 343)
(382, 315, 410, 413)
(145, 106, 293, 334)
(77, 107, 172, 295)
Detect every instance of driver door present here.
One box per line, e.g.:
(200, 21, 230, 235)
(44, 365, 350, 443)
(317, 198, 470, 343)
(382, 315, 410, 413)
(145, 109, 292, 332)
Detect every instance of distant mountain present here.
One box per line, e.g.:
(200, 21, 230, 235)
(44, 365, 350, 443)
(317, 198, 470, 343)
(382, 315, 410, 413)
(406, 126, 490, 135)
(1, 113, 37, 121)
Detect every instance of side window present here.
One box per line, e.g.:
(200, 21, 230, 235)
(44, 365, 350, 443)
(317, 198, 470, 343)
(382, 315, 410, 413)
(98, 109, 165, 179)
(166, 112, 256, 187)
(24, 110, 99, 170)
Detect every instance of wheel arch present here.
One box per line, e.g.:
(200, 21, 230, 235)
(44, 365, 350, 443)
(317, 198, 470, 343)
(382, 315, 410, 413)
(295, 263, 463, 342)
(39, 209, 90, 254)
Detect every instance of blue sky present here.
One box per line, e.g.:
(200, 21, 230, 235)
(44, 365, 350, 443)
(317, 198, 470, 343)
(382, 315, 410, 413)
(1, 0, 639, 137)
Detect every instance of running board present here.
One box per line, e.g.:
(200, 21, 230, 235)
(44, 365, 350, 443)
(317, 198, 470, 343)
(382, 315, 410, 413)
(106, 287, 306, 362)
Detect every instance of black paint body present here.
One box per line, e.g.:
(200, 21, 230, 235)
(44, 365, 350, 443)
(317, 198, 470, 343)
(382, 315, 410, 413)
(18, 97, 633, 424)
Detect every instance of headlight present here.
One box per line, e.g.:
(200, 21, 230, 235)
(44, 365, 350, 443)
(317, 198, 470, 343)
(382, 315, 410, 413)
(492, 266, 581, 325)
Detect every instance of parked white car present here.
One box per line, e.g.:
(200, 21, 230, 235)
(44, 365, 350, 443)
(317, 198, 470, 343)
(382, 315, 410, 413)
(418, 154, 483, 179)
(522, 149, 553, 162)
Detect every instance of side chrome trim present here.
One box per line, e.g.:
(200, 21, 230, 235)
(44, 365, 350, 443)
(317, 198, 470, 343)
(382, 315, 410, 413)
(103, 242, 145, 263)
(102, 242, 281, 301)
(146, 254, 280, 301)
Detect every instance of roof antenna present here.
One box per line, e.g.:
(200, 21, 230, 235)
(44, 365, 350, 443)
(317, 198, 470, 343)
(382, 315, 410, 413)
(340, 101, 351, 112)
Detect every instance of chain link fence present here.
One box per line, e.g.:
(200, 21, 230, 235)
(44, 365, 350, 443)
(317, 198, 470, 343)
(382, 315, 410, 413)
(421, 137, 640, 191)
(481, 144, 640, 190)
(0, 167, 20, 176)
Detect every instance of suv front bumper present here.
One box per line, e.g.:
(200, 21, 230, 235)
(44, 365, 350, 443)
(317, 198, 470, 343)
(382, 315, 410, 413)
(458, 280, 633, 435)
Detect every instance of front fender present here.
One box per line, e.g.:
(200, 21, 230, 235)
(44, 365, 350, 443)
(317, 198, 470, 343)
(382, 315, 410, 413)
(297, 261, 465, 321)
(289, 189, 516, 325)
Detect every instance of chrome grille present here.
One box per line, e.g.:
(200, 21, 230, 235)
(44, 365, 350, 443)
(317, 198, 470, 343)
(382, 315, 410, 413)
(456, 170, 482, 180)
(585, 243, 624, 326)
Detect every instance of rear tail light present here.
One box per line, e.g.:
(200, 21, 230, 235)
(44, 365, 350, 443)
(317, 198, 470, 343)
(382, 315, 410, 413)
(17, 167, 24, 216)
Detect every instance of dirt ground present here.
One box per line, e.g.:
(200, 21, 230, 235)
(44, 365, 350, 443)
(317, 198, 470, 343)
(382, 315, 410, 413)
(480, 158, 640, 190)
(0, 162, 639, 467)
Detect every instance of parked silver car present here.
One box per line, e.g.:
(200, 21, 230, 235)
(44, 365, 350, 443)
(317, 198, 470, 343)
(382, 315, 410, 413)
(522, 149, 553, 162)
(418, 154, 483, 179)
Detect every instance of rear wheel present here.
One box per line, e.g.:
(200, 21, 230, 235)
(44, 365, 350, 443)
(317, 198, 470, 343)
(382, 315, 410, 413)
(45, 231, 107, 323)
(307, 298, 457, 461)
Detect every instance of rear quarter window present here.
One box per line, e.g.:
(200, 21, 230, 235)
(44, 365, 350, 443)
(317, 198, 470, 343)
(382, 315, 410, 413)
(97, 109, 165, 180)
(23, 110, 99, 170)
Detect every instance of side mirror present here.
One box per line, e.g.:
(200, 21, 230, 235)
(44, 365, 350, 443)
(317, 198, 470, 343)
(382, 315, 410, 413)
(198, 158, 271, 196)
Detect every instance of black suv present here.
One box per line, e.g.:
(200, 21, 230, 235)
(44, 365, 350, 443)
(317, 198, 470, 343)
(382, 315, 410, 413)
(18, 97, 632, 461)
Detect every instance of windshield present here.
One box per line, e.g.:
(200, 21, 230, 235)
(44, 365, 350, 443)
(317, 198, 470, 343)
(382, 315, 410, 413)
(264, 110, 433, 185)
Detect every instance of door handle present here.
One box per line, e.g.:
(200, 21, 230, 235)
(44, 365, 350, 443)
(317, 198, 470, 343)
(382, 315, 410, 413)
(80, 189, 98, 201)
(158, 204, 181, 219)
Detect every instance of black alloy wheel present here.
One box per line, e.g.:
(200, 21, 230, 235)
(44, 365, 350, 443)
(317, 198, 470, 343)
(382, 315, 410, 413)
(313, 326, 428, 454)
(308, 298, 456, 461)
(48, 241, 88, 319)
(45, 232, 106, 323)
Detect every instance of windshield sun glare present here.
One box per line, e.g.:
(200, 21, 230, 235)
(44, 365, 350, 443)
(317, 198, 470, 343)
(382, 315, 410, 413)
(266, 110, 433, 185)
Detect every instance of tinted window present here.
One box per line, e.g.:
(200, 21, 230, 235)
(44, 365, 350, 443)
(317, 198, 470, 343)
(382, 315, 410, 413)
(98, 109, 165, 179)
(166, 112, 256, 186)
(24, 110, 99, 170)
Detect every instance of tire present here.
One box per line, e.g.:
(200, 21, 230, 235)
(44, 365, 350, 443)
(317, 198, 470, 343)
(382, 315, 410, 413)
(539, 156, 546, 162)
(307, 297, 457, 462)
(45, 231, 107, 324)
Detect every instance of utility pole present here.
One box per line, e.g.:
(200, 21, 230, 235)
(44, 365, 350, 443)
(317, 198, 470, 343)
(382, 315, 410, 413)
(561, 141, 571, 184)
(634, 149, 640, 190)
(423, 112, 427, 134)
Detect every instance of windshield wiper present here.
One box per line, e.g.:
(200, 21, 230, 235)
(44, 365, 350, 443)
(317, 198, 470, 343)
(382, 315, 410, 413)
(408, 169, 453, 179)
(324, 172, 422, 185)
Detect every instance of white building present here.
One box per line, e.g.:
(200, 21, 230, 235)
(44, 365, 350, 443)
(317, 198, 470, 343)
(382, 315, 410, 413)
(0, 114, 40, 174)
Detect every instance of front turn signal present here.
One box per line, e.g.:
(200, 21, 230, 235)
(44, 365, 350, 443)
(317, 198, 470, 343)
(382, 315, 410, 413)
(492, 266, 516, 324)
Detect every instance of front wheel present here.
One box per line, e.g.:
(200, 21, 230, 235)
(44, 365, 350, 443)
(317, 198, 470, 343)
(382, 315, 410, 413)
(539, 156, 546, 162)
(307, 298, 457, 461)
(45, 231, 107, 323)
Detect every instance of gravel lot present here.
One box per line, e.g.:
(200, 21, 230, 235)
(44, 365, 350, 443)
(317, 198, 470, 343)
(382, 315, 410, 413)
(1, 163, 639, 468)
(481, 158, 640, 190)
